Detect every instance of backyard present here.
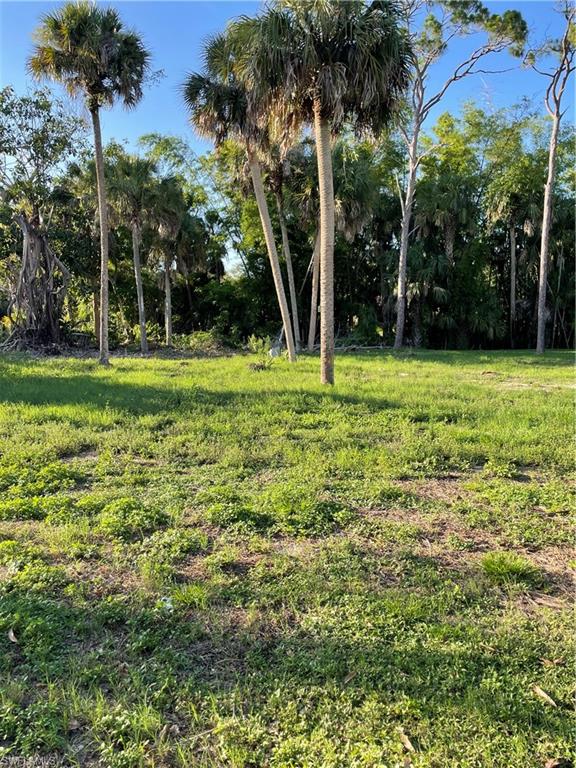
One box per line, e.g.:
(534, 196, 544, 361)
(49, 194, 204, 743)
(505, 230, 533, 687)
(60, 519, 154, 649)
(0, 350, 573, 767)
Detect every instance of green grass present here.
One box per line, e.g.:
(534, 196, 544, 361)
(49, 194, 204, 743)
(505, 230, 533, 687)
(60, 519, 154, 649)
(0, 350, 573, 767)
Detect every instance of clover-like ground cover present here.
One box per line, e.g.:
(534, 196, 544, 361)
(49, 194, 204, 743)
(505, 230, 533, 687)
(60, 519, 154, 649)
(0, 350, 573, 767)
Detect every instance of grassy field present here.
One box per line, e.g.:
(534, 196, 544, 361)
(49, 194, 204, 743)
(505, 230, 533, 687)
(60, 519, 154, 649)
(0, 350, 573, 768)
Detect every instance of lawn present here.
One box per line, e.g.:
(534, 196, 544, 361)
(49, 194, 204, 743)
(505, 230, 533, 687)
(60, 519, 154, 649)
(0, 350, 573, 768)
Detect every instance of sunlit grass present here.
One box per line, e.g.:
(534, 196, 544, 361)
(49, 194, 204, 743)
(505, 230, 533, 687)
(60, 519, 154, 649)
(0, 350, 573, 766)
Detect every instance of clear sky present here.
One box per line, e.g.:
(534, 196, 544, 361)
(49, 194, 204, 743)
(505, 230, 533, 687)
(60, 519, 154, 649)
(0, 0, 573, 157)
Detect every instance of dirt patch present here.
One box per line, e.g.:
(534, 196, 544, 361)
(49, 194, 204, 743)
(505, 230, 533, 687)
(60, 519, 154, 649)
(398, 476, 469, 505)
(62, 447, 98, 463)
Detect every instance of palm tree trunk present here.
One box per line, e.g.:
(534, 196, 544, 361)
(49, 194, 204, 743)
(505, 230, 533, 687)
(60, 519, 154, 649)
(90, 107, 109, 365)
(164, 253, 172, 347)
(395, 129, 419, 350)
(307, 233, 320, 352)
(536, 113, 560, 354)
(445, 220, 456, 267)
(131, 221, 148, 354)
(274, 191, 300, 351)
(247, 149, 296, 363)
(509, 222, 516, 348)
(93, 287, 100, 347)
(313, 103, 335, 385)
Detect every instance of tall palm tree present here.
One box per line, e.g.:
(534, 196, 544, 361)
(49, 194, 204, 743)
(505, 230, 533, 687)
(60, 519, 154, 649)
(266, 151, 301, 351)
(183, 34, 297, 363)
(29, 1, 150, 364)
(153, 176, 187, 347)
(108, 155, 156, 353)
(233, 0, 411, 383)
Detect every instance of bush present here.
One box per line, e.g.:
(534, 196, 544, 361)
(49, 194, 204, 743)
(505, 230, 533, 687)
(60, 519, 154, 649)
(481, 551, 542, 587)
(97, 498, 168, 540)
(170, 330, 227, 355)
(247, 335, 274, 371)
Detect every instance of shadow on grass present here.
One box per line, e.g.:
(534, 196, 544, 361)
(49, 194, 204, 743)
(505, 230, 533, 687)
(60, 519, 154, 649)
(0, 367, 399, 415)
(0, 566, 571, 761)
(366, 349, 574, 368)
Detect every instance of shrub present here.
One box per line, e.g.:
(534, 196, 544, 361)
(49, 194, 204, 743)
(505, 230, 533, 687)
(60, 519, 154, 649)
(481, 551, 542, 587)
(247, 334, 274, 370)
(97, 498, 168, 540)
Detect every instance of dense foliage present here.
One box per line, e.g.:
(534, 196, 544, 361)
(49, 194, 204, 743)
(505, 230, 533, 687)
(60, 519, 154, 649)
(0, 0, 574, 353)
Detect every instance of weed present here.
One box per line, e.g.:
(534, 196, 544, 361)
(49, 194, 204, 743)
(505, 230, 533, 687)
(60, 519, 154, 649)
(481, 551, 543, 587)
(97, 498, 168, 540)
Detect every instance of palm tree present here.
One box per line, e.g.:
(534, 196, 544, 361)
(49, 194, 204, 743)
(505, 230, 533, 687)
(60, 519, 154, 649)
(182, 34, 297, 363)
(29, 1, 150, 364)
(266, 150, 301, 351)
(153, 176, 187, 347)
(109, 155, 156, 353)
(233, 0, 411, 383)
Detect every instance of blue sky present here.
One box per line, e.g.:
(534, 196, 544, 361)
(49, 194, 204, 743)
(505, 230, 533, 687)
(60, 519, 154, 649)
(0, 1, 573, 156)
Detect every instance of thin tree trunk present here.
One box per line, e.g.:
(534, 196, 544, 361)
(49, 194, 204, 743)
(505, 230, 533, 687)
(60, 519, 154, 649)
(445, 219, 456, 267)
(93, 288, 100, 347)
(307, 233, 320, 352)
(274, 191, 300, 351)
(90, 107, 109, 365)
(313, 103, 335, 385)
(131, 221, 148, 354)
(536, 113, 560, 354)
(552, 252, 564, 349)
(395, 127, 419, 349)
(164, 253, 172, 347)
(247, 149, 296, 363)
(509, 222, 516, 348)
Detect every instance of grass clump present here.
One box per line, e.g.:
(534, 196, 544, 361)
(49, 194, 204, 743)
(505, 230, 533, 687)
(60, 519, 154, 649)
(198, 486, 272, 531)
(3, 561, 69, 594)
(0, 539, 43, 567)
(0, 497, 45, 521)
(481, 551, 543, 587)
(0, 460, 81, 497)
(137, 527, 208, 587)
(260, 483, 354, 536)
(96, 498, 168, 540)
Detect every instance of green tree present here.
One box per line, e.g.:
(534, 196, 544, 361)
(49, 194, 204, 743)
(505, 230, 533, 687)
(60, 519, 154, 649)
(152, 176, 187, 347)
(529, 2, 575, 353)
(394, 0, 527, 348)
(108, 154, 157, 353)
(29, 0, 150, 364)
(235, 0, 411, 383)
(183, 34, 297, 362)
(0, 86, 85, 345)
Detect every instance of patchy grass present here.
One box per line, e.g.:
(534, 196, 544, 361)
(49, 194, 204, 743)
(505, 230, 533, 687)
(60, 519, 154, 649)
(0, 350, 573, 767)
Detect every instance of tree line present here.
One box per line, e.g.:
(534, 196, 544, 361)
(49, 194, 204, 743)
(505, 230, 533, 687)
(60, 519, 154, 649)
(0, 0, 573, 384)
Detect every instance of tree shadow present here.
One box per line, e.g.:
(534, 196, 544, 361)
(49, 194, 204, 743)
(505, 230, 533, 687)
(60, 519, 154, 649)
(1, 554, 571, 762)
(0, 364, 399, 415)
